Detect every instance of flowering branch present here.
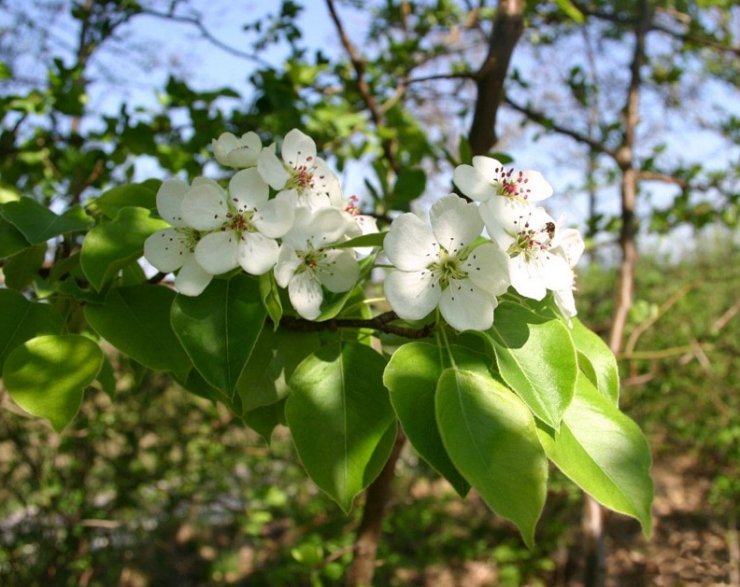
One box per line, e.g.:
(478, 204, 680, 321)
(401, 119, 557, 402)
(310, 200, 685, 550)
(280, 311, 435, 339)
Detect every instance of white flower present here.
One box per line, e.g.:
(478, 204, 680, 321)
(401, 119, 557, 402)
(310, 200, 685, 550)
(551, 228, 585, 320)
(180, 170, 294, 276)
(454, 156, 553, 223)
(342, 195, 379, 256)
(485, 206, 573, 301)
(212, 131, 265, 168)
(383, 195, 510, 331)
(274, 207, 359, 320)
(257, 128, 343, 210)
(144, 179, 214, 296)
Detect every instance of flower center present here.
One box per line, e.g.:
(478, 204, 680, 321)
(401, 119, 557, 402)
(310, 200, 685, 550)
(224, 210, 256, 235)
(288, 164, 315, 191)
(496, 169, 532, 202)
(429, 249, 467, 289)
(508, 221, 555, 259)
(297, 248, 325, 275)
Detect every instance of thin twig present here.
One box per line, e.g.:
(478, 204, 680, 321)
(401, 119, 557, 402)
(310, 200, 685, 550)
(280, 311, 434, 339)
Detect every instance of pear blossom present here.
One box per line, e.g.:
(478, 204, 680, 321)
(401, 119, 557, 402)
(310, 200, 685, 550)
(180, 169, 294, 276)
(342, 195, 379, 256)
(143, 179, 214, 296)
(485, 206, 574, 302)
(274, 207, 360, 320)
(383, 195, 510, 332)
(257, 128, 343, 210)
(212, 131, 266, 168)
(454, 156, 553, 224)
(550, 228, 585, 320)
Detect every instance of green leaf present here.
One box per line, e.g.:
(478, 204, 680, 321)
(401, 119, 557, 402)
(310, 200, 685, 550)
(554, 0, 584, 23)
(536, 375, 653, 534)
(385, 341, 500, 496)
(3, 334, 103, 432)
(237, 327, 321, 412)
(285, 342, 395, 513)
(3, 244, 46, 290)
(84, 284, 191, 379)
(570, 318, 619, 403)
(80, 206, 168, 291)
(0, 198, 93, 244)
(244, 398, 287, 443)
(0, 289, 64, 372)
(483, 302, 577, 428)
(95, 182, 159, 219)
(259, 272, 283, 327)
(333, 231, 387, 249)
(0, 218, 30, 258)
(436, 368, 548, 547)
(171, 275, 266, 396)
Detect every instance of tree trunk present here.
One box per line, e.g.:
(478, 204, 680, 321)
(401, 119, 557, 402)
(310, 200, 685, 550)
(346, 431, 406, 587)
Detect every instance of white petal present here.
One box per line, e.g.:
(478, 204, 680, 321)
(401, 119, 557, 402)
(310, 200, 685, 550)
(479, 196, 530, 239)
(553, 228, 585, 268)
(181, 181, 230, 231)
(212, 132, 239, 163)
(302, 158, 343, 208)
(554, 288, 577, 320)
(228, 167, 269, 211)
(509, 254, 547, 300)
(194, 230, 239, 275)
(439, 280, 496, 331)
(175, 256, 213, 296)
(384, 269, 440, 320)
(384, 213, 438, 271)
(317, 249, 359, 293)
(282, 128, 317, 170)
(472, 156, 506, 184)
(253, 197, 294, 238)
(516, 170, 553, 202)
(306, 207, 351, 249)
(144, 228, 190, 273)
(274, 244, 301, 288)
(536, 252, 574, 292)
(430, 195, 483, 254)
(238, 232, 279, 275)
(223, 131, 262, 168)
(453, 164, 495, 202)
(288, 271, 324, 320)
(156, 179, 189, 227)
(257, 149, 290, 190)
(464, 243, 510, 296)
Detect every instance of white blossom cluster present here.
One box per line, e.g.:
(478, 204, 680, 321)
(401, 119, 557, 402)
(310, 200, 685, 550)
(144, 129, 376, 320)
(383, 157, 584, 331)
(144, 128, 583, 331)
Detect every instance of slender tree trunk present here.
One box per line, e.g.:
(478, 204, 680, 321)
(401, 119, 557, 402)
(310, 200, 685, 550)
(468, 0, 525, 155)
(581, 4, 651, 587)
(346, 431, 406, 587)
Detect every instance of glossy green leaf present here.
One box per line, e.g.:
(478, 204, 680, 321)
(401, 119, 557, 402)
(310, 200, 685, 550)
(285, 342, 395, 513)
(237, 327, 321, 412)
(0, 289, 64, 372)
(0, 198, 92, 244)
(484, 301, 577, 428)
(244, 398, 287, 444)
(570, 318, 619, 403)
(390, 168, 426, 208)
(384, 341, 498, 496)
(536, 375, 653, 534)
(0, 218, 30, 258)
(3, 243, 46, 290)
(333, 231, 387, 249)
(80, 206, 168, 290)
(436, 368, 548, 547)
(85, 284, 191, 379)
(95, 182, 158, 219)
(171, 275, 266, 396)
(3, 334, 103, 432)
(259, 272, 283, 327)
